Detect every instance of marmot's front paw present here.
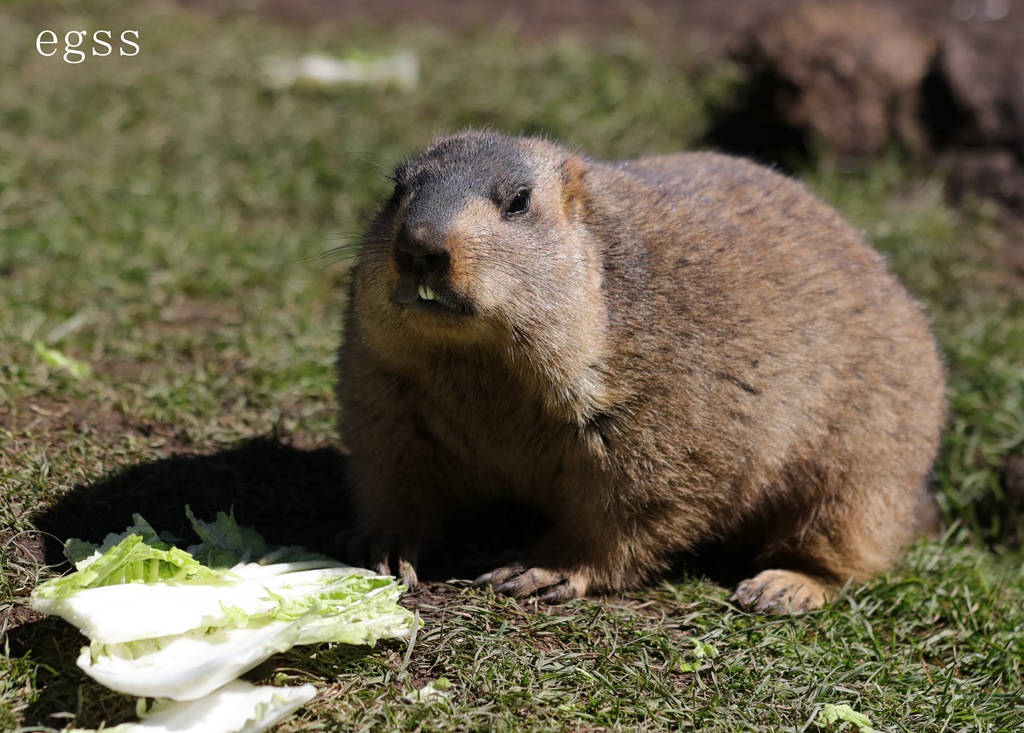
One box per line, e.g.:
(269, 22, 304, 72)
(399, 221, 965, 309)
(731, 569, 830, 614)
(474, 562, 589, 604)
(337, 529, 420, 589)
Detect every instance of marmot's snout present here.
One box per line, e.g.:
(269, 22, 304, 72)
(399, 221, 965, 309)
(393, 219, 450, 279)
(390, 210, 471, 313)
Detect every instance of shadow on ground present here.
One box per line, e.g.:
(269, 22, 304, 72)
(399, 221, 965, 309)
(31, 436, 354, 567)
(27, 436, 542, 579)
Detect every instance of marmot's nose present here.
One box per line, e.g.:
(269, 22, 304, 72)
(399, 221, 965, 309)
(394, 221, 450, 276)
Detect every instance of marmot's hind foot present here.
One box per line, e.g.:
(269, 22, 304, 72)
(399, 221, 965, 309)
(731, 569, 832, 614)
(474, 562, 589, 604)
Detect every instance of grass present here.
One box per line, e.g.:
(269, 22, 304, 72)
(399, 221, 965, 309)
(1, 2, 1022, 732)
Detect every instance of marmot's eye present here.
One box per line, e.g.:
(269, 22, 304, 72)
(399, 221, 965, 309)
(505, 188, 531, 216)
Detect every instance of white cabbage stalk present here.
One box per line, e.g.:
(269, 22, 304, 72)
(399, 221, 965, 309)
(75, 579, 416, 700)
(70, 679, 317, 733)
(34, 562, 377, 645)
(78, 618, 306, 701)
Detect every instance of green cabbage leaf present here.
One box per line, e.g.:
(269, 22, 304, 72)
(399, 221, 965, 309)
(30, 509, 415, 704)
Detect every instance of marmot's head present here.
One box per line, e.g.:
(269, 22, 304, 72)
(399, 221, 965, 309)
(351, 130, 595, 351)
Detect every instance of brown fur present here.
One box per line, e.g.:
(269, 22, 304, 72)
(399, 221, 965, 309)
(337, 130, 947, 613)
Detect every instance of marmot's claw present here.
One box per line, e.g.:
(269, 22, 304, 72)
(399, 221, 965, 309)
(539, 581, 580, 605)
(477, 563, 586, 602)
(473, 562, 524, 589)
(397, 557, 419, 589)
(340, 530, 420, 588)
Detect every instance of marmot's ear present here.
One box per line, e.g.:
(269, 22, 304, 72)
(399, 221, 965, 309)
(560, 156, 588, 218)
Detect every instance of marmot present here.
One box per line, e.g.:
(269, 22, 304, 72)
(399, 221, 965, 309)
(337, 130, 946, 613)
